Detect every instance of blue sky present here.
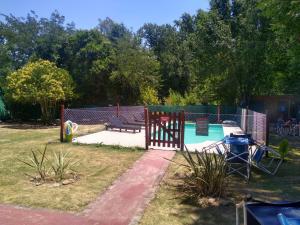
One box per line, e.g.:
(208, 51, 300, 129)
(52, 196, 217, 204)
(1, 0, 210, 31)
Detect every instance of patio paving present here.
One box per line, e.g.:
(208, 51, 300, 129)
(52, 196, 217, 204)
(73, 125, 243, 152)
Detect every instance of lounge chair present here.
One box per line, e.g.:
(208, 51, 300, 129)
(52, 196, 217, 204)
(106, 117, 141, 133)
(120, 115, 144, 127)
(133, 113, 145, 123)
(251, 144, 283, 175)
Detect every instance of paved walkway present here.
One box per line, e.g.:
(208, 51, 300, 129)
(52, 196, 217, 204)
(83, 150, 176, 225)
(0, 150, 175, 225)
(0, 204, 99, 225)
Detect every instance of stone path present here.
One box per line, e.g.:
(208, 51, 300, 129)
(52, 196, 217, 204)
(0, 150, 175, 225)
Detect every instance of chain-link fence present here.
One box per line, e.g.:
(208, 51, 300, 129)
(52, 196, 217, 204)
(63, 105, 144, 138)
(61, 104, 268, 145)
(236, 107, 267, 144)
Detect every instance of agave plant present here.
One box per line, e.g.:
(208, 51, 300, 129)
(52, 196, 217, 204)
(51, 150, 79, 181)
(180, 149, 228, 198)
(19, 145, 49, 181)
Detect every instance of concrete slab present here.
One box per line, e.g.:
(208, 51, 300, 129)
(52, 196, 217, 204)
(74, 125, 244, 152)
(74, 130, 146, 148)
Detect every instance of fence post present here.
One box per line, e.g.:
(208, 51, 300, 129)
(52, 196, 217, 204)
(60, 104, 64, 142)
(265, 110, 270, 146)
(180, 110, 185, 151)
(144, 107, 149, 150)
(245, 106, 249, 134)
(217, 105, 221, 123)
(116, 102, 120, 117)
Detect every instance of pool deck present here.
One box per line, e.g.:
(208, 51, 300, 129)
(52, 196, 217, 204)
(73, 125, 243, 151)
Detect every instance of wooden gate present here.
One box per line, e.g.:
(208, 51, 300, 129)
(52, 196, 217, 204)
(144, 108, 185, 150)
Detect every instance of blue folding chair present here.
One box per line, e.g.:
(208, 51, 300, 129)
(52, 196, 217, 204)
(223, 135, 251, 181)
(251, 144, 283, 175)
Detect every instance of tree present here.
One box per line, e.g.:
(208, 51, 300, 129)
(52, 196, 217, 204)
(110, 38, 161, 104)
(60, 29, 114, 105)
(259, 0, 300, 94)
(140, 87, 160, 105)
(210, 0, 231, 21)
(97, 17, 132, 43)
(138, 23, 194, 97)
(5, 60, 74, 123)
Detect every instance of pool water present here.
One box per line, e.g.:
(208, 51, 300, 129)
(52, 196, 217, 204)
(185, 123, 224, 144)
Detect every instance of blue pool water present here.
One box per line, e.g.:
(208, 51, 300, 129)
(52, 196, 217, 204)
(185, 123, 224, 144)
(154, 123, 224, 144)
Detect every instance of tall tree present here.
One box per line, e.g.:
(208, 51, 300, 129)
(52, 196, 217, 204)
(260, 0, 300, 94)
(210, 0, 231, 21)
(60, 29, 114, 105)
(110, 38, 161, 104)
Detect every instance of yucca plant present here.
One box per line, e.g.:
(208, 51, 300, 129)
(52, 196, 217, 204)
(180, 149, 228, 199)
(19, 145, 49, 181)
(51, 151, 79, 181)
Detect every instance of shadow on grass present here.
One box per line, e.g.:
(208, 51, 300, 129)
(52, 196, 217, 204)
(1, 123, 57, 130)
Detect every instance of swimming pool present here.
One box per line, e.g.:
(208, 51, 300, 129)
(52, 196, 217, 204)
(185, 123, 224, 144)
(154, 123, 224, 144)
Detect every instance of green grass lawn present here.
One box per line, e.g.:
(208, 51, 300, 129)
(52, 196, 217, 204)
(139, 135, 300, 225)
(0, 123, 143, 212)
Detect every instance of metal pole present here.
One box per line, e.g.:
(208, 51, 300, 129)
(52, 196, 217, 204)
(144, 107, 149, 150)
(60, 104, 64, 142)
(117, 102, 120, 117)
(217, 105, 221, 123)
(245, 106, 249, 134)
(180, 110, 185, 151)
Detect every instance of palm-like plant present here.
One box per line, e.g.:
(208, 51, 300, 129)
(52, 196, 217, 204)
(19, 145, 48, 180)
(181, 149, 228, 198)
(51, 151, 79, 181)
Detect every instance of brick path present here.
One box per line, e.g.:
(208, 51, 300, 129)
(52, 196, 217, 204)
(0, 150, 175, 225)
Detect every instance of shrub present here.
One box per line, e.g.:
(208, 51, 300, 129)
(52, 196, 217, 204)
(5, 60, 74, 124)
(51, 151, 79, 181)
(278, 139, 290, 160)
(19, 145, 49, 181)
(20, 145, 79, 184)
(180, 149, 228, 200)
(164, 89, 185, 105)
(140, 86, 160, 105)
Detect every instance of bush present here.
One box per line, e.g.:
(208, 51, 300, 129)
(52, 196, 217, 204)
(51, 151, 79, 181)
(179, 149, 228, 200)
(164, 89, 185, 105)
(140, 86, 160, 105)
(278, 139, 290, 160)
(5, 60, 74, 124)
(19, 145, 48, 181)
(20, 145, 79, 184)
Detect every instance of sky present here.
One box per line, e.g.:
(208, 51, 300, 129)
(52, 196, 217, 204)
(1, 0, 210, 31)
